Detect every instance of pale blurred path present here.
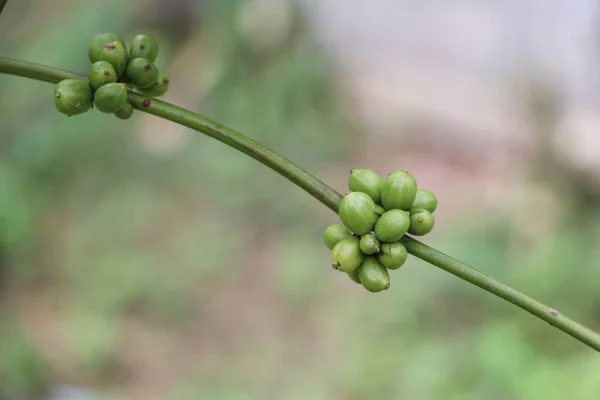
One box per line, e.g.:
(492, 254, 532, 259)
(301, 0, 600, 170)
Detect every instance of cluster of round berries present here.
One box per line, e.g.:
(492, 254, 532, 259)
(53, 33, 169, 119)
(324, 169, 438, 293)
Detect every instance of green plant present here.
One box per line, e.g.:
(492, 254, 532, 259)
(408, 209, 435, 236)
(411, 189, 438, 213)
(338, 191, 380, 235)
(349, 168, 384, 204)
(1, 7, 599, 353)
(0, 324, 51, 399)
(53, 78, 93, 116)
(93, 82, 128, 113)
(331, 237, 363, 273)
(381, 169, 418, 211)
(328, 168, 437, 290)
(358, 256, 390, 293)
(128, 34, 158, 61)
(89, 60, 117, 90)
(323, 224, 353, 250)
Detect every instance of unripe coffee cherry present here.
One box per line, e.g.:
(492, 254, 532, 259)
(377, 242, 407, 270)
(129, 34, 159, 62)
(125, 58, 159, 89)
(408, 209, 435, 236)
(137, 72, 169, 97)
(114, 101, 134, 120)
(359, 232, 380, 255)
(381, 169, 417, 211)
(89, 61, 117, 91)
(411, 189, 438, 213)
(374, 209, 410, 243)
(349, 169, 384, 204)
(53, 79, 93, 116)
(323, 224, 353, 250)
(338, 192, 379, 235)
(331, 237, 363, 273)
(88, 33, 121, 60)
(358, 257, 390, 293)
(347, 268, 362, 284)
(93, 82, 128, 113)
(89, 34, 128, 76)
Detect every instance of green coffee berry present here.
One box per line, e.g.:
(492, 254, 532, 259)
(331, 237, 363, 273)
(114, 101, 134, 120)
(374, 209, 411, 243)
(408, 209, 435, 236)
(88, 33, 121, 61)
(378, 242, 408, 270)
(129, 34, 158, 62)
(347, 268, 362, 284)
(338, 192, 379, 235)
(349, 169, 384, 204)
(53, 79, 93, 116)
(381, 169, 418, 211)
(89, 61, 117, 91)
(93, 82, 128, 113)
(411, 189, 438, 213)
(358, 256, 390, 293)
(125, 57, 159, 89)
(129, 34, 159, 62)
(359, 233, 380, 255)
(374, 205, 386, 216)
(323, 224, 353, 250)
(409, 207, 425, 215)
(89, 35, 128, 76)
(137, 72, 169, 97)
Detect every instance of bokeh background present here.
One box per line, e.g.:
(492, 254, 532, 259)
(2, 0, 600, 399)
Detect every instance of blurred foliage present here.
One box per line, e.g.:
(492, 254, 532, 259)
(0, 323, 51, 399)
(1, 0, 600, 399)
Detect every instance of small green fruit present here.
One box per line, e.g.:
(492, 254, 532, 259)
(53, 79, 93, 116)
(137, 72, 169, 97)
(359, 233, 380, 255)
(331, 237, 363, 273)
(126, 57, 159, 89)
(89, 34, 128, 76)
(114, 101, 134, 120)
(409, 207, 425, 215)
(411, 189, 438, 213)
(378, 242, 407, 270)
(89, 61, 117, 91)
(347, 268, 362, 284)
(338, 192, 379, 235)
(408, 209, 435, 236)
(374, 205, 386, 216)
(93, 82, 128, 113)
(323, 224, 353, 250)
(374, 209, 411, 243)
(129, 34, 159, 62)
(88, 32, 121, 60)
(349, 169, 384, 204)
(381, 169, 418, 211)
(358, 257, 390, 293)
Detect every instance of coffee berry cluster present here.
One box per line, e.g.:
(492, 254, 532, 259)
(53, 33, 169, 119)
(324, 169, 438, 293)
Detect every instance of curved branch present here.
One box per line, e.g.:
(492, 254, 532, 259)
(0, 0, 8, 18)
(1, 56, 599, 352)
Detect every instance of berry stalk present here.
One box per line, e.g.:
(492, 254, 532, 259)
(1, 56, 599, 352)
(0, 0, 8, 17)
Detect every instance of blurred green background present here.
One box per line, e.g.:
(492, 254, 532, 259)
(2, 1, 600, 399)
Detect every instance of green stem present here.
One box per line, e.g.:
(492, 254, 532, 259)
(1, 56, 599, 352)
(0, 0, 8, 17)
